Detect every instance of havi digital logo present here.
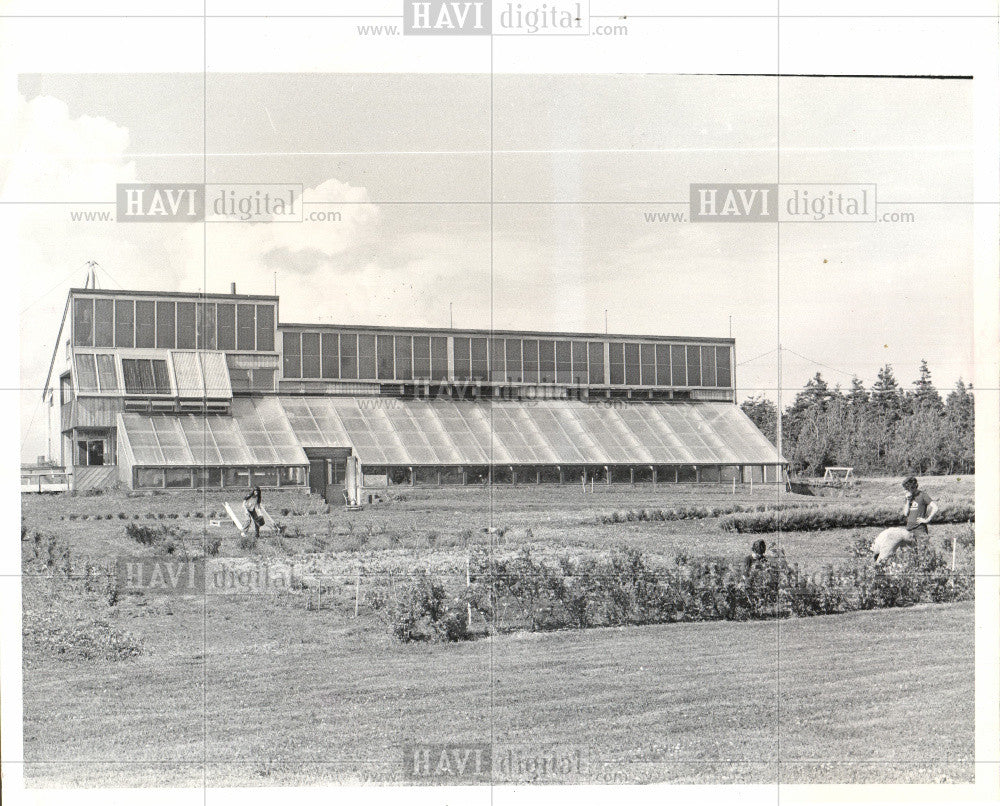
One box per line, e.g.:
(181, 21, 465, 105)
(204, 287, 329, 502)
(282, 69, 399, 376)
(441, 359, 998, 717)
(404, 1, 491, 34)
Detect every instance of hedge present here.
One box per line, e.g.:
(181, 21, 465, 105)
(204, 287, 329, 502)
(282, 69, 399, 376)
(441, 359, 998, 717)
(718, 501, 975, 534)
(380, 540, 973, 642)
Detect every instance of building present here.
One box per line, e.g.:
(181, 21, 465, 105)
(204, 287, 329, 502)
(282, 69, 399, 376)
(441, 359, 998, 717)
(43, 286, 786, 498)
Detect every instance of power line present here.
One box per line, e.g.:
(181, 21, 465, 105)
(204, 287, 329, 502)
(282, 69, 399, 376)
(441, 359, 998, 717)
(736, 347, 778, 367)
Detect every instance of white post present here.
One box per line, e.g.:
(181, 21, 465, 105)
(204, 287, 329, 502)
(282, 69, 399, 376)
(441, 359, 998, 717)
(951, 536, 957, 572)
(732, 476, 736, 496)
(355, 566, 361, 617)
(466, 553, 472, 628)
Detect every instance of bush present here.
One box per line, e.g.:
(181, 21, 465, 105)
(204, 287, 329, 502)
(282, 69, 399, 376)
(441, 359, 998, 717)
(387, 574, 472, 642)
(125, 522, 160, 546)
(237, 532, 258, 552)
(719, 501, 975, 534)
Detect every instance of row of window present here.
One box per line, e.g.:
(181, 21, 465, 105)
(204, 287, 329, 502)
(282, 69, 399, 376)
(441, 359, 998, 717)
(358, 464, 777, 486)
(73, 297, 275, 353)
(134, 466, 307, 489)
(282, 331, 732, 388)
(75, 353, 278, 396)
(75, 354, 170, 396)
(283, 331, 450, 382)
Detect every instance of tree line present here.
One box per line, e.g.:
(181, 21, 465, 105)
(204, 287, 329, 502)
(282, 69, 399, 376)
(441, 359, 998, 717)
(740, 361, 974, 477)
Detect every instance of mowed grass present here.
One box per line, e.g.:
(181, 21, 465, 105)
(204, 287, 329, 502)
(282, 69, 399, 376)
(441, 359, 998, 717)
(21, 475, 975, 787)
(23, 594, 973, 787)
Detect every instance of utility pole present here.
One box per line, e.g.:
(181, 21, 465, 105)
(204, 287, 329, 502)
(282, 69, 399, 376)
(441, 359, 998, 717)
(449, 302, 453, 329)
(604, 309, 608, 334)
(776, 343, 783, 460)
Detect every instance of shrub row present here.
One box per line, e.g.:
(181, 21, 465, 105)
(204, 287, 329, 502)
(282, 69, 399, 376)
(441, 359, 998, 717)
(60, 506, 329, 522)
(382, 541, 973, 642)
(718, 501, 975, 533)
(597, 501, 818, 525)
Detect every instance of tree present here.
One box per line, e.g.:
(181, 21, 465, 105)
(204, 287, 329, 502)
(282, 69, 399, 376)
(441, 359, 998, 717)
(740, 394, 778, 446)
(845, 376, 869, 409)
(908, 359, 944, 414)
(871, 364, 903, 417)
(942, 380, 975, 473)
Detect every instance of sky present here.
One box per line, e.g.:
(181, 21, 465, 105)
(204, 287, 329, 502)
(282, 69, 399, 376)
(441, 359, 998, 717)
(7, 73, 974, 463)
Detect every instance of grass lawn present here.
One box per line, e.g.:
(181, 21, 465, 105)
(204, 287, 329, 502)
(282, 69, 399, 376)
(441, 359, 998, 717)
(20, 475, 976, 787)
(23, 595, 973, 786)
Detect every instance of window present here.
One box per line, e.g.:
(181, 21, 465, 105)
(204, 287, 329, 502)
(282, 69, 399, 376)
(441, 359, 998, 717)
(237, 304, 255, 350)
(96, 354, 117, 391)
(490, 338, 505, 382)
(135, 301, 155, 347)
(95, 299, 114, 347)
(282, 331, 301, 378)
(655, 344, 670, 386)
(60, 375, 73, 405)
(470, 338, 488, 381)
(114, 300, 134, 347)
(571, 341, 587, 385)
(640, 343, 656, 386)
(223, 467, 250, 488)
(156, 301, 176, 348)
(453, 337, 471, 379)
(377, 335, 395, 379)
(394, 335, 411, 380)
(686, 345, 702, 387)
(216, 303, 236, 350)
(588, 342, 604, 385)
(136, 468, 164, 488)
(256, 305, 275, 351)
(176, 302, 196, 349)
(340, 333, 358, 379)
(165, 468, 192, 488)
(279, 467, 305, 487)
(251, 467, 279, 487)
(624, 342, 641, 385)
(358, 334, 376, 378)
(75, 354, 98, 392)
(555, 341, 572, 384)
(716, 346, 732, 387)
(412, 336, 430, 379)
(609, 342, 625, 385)
(701, 346, 717, 388)
(197, 303, 217, 350)
(76, 438, 105, 467)
(670, 345, 687, 386)
(430, 337, 447, 381)
(122, 358, 171, 395)
(538, 340, 555, 383)
(322, 333, 339, 379)
(73, 298, 94, 346)
(194, 467, 223, 489)
(522, 339, 539, 383)
(302, 332, 321, 378)
(505, 339, 522, 382)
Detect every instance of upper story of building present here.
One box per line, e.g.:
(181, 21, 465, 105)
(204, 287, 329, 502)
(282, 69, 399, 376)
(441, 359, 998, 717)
(45, 286, 737, 415)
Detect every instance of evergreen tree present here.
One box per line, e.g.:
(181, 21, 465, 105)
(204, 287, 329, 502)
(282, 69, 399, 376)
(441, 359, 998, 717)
(845, 376, 868, 408)
(740, 394, 778, 446)
(871, 364, 903, 416)
(909, 359, 944, 413)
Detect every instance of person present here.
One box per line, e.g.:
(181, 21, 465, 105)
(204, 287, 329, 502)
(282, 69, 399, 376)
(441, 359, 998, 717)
(242, 486, 264, 538)
(871, 477, 938, 563)
(902, 476, 937, 539)
(743, 539, 767, 576)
